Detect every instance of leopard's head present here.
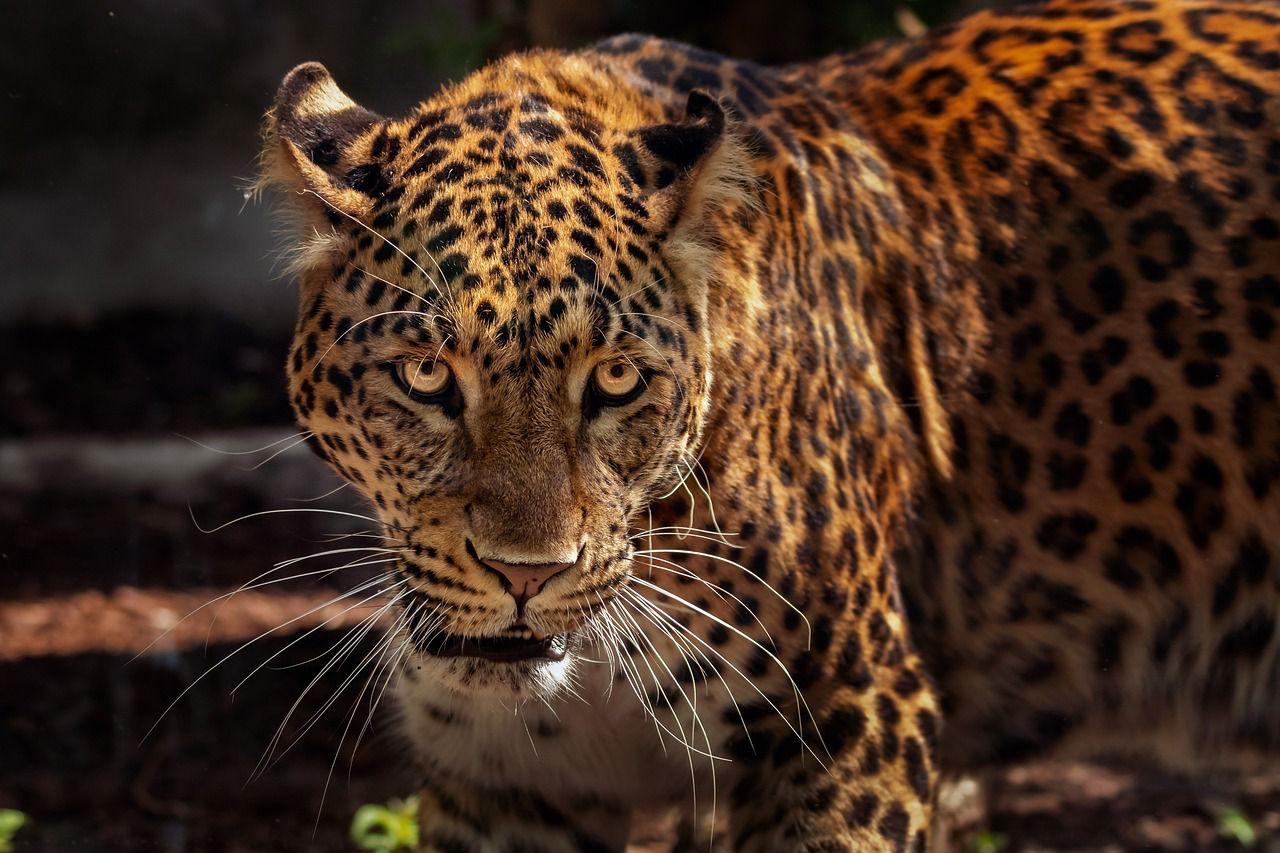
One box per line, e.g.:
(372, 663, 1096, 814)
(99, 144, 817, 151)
(259, 58, 750, 697)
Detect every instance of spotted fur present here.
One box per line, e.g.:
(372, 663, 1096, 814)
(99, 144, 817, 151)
(258, 2, 1280, 849)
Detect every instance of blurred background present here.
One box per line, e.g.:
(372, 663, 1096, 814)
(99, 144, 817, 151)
(5, 1, 1278, 851)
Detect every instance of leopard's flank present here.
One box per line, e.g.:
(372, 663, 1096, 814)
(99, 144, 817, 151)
(258, 1, 1280, 849)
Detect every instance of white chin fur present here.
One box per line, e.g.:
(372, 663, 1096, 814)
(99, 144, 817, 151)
(407, 648, 579, 700)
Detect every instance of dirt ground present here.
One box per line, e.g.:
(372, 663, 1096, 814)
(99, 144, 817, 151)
(4, 588, 1280, 852)
(0, 588, 406, 853)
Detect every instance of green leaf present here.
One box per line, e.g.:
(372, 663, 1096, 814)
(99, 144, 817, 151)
(351, 796, 419, 852)
(971, 829, 1009, 853)
(0, 810, 29, 853)
(1215, 805, 1258, 847)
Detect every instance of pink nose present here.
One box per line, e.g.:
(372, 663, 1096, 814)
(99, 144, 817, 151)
(481, 558, 574, 601)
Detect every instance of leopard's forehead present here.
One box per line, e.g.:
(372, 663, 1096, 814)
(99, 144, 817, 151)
(311, 93, 694, 393)
(348, 86, 658, 296)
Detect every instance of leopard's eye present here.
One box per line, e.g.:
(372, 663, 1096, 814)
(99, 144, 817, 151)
(396, 359, 453, 398)
(591, 360, 642, 403)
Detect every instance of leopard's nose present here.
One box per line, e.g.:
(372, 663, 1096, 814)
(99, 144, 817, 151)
(480, 558, 575, 602)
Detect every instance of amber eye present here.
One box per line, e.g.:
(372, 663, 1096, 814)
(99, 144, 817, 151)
(396, 359, 453, 397)
(591, 360, 642, 403)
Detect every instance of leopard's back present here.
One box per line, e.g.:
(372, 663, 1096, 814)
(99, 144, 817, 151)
(819, 0, 1280, 769)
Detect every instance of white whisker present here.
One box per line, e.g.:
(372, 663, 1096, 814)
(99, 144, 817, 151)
(173, 431, 311, 457)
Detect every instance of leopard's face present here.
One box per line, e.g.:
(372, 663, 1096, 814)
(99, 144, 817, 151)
(270, 62, 738, 698)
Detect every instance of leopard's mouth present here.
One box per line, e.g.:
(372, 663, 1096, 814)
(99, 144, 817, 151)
(416, 624, 569, 663)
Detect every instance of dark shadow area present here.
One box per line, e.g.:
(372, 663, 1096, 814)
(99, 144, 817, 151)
(980, 763, 1280, 852)
(0, 631, 410, 853)
(0, 311, 292, 438)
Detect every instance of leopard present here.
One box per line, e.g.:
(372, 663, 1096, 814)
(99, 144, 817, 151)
(255, 0, 1280, 849)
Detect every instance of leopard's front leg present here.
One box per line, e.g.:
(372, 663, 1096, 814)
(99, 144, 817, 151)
(726, 648, 941, 852)
(416, 773, 632, 853)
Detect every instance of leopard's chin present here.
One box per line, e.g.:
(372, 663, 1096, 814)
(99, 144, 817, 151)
(406, 631, 583, 699)
(415, 625, 570, 663)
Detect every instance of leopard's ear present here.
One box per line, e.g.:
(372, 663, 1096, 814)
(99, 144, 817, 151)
(256, 62, 388, 224)
(625, 91, 754, 283)
(636, 90, 727, 183)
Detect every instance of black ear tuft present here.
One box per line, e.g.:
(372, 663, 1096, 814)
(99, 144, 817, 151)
(638, 90, 726, 173)
(684, 90, 725, 129)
